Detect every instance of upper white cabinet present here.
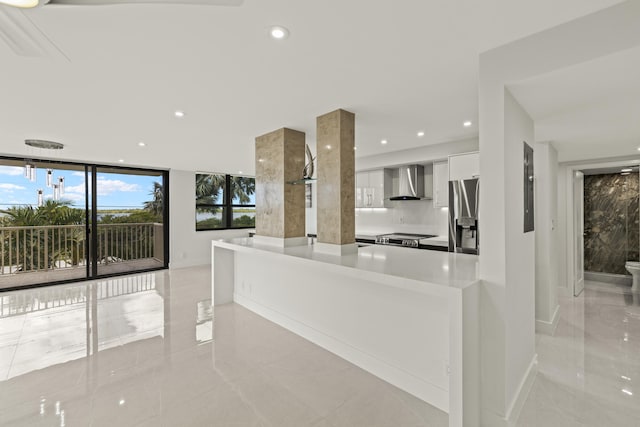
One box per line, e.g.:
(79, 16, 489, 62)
(433, 160, 449, 208)
(356, 169, 386, 208)
(448, 152, 479, 181)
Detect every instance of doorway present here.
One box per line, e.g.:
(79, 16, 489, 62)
(0, 157, 168, 291)
(565, 161, 640, 297)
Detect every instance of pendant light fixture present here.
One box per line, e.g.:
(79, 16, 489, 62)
(24, 161, 37, 181)
(23, 160, 37, 182)
(23, 139, 65, 204)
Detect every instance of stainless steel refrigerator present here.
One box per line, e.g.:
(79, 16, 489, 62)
(448, 178, 479, 255)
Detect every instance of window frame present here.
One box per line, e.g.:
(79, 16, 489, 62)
(195, 173, 255, 231)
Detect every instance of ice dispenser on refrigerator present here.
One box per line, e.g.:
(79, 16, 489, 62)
(448, 178, 479, 255)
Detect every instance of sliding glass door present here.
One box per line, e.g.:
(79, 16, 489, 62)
(0, 157, 168, 291)
(93, 167, 165, 277)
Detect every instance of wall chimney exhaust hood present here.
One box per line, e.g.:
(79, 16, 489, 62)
(389, 165, 425, 200)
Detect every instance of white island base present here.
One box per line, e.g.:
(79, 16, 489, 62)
(212, 238, 480, 427)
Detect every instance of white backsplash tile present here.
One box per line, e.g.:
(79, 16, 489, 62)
(355, 200, 448, 236)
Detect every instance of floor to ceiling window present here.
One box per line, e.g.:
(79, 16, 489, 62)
(0, 157, 168, 291)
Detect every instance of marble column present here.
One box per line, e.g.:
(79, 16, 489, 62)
(316, 109, 357, 255)
(254, 128, 307, 247)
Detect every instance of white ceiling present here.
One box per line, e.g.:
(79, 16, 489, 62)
(0, 0, 625, 173)
(508, 44, 640, 162)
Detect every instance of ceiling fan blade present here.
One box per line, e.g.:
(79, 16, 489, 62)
(46, 0, 243, 6)
(0, 5, 68, 58)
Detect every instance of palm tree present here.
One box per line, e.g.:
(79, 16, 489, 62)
(143, 181, 163, 219)
(195, 174, 226, 205)
(1, 201, 85, 271)
(230, 176, 255, 204)
(195, 174, 255, 205)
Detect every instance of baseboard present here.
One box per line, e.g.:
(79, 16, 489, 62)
(234, 292, 450, 413)
(535, 305, 559, 336)
(169, 258, 209, 269)
(481, 354, 537, 427)
(584, 271, 631, 286)
(506, 354, 538, 425)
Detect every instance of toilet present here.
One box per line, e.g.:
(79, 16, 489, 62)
(625, 261, 640, 292)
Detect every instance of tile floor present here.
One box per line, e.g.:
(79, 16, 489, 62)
(0, 266, 447, 427)
(516, 280, 640, 426)
(1, 269, 638, 426)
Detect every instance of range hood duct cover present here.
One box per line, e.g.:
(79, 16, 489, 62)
(389, 165, 425, 201)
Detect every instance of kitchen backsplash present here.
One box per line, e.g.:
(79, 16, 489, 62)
(305, 183, 449, 237)
(355, 199, 449, 236)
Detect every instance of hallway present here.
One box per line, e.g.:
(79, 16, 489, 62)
(518, 281, 640, 426)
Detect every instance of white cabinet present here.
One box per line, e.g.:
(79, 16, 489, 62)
(356, 172, 366, 208)
(356, 169, 385, 208)
(448, 152, 479, 181)
(433, 160, 449, 208)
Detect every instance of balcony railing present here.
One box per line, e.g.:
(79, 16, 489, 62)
(0, 223, 163, 276)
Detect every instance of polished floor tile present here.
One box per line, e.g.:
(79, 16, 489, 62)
(517, 280, 640, 427)
(0, 266, 447, 427)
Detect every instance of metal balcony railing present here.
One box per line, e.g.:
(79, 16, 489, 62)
(0, 223, 163, 275)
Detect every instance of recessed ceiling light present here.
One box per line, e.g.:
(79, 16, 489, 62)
(270, 26, 289, 40)
(621, 168, 632, 172)
(138, 141, 146, 147)
(326, 145, 332, 150)
(238, 170, 243, 174)
(118, 159, 124, 163)
(381, 139, 388, 145)
(174, 111, 185, 118)
(417, 131, 425, 137)
(354, 146, 357, 151)
(463, 121, 472, 127)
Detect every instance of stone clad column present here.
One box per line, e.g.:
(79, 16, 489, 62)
(316, 109, 357, 255)
(254, 128, 307, 247)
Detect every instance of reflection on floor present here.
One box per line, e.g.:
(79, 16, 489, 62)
(0, 258, 164, 290)
(517, 280, 640, 426)
(0, 266, 447, 427)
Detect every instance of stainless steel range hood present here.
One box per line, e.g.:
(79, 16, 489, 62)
(389, 165, 425, 200)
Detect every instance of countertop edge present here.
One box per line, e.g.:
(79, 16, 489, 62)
(212, 239, 479, 293)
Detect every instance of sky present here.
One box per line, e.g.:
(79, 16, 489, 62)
(0, 165, 161, 211)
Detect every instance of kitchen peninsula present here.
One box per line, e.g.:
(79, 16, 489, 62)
(211, 237, 480, 427)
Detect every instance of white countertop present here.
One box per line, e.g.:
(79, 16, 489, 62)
(420, 235, 449, 247)
(212, 237, 479, 290)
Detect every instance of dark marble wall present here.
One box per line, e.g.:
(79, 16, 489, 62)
(584, 173, 639, 275)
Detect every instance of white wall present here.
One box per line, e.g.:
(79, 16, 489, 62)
(503, 90, 536, 414)
(477, 4, 640, 423)
(170, 169, 250, 269)
(355, 200, 449, 237)
(557, 164, 569, 289)
(479, 72, 536, 424)
(534, 142, 560, 332)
